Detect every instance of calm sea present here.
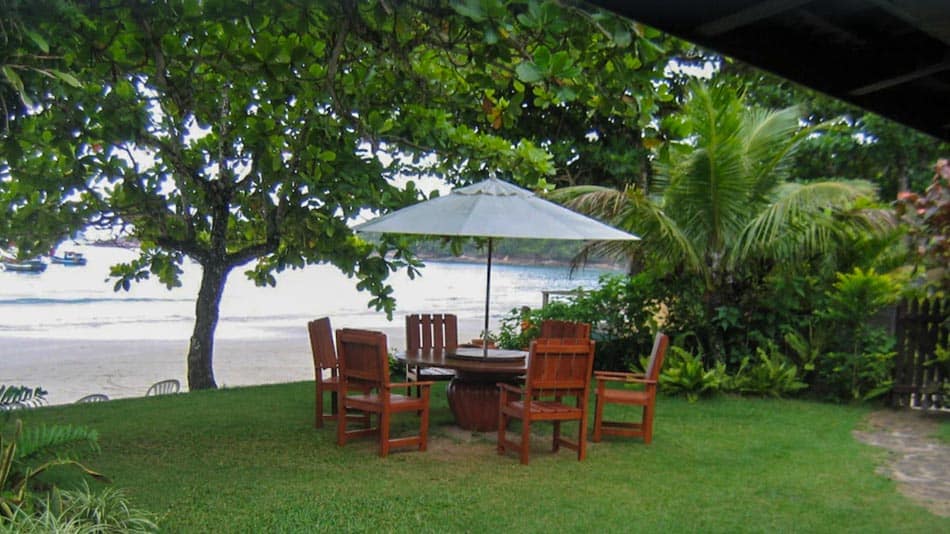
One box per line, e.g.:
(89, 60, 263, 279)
(0, 245, 609, 341)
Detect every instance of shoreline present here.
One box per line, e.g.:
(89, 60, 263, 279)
(85, 239, 624, 272)
(1, 318, 487, 407)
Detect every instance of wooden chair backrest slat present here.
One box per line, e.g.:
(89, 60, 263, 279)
(308, 317, 337, 370)
(406, 314, 459, 351)
(526, 338, 595, 397)
(336, 328, 390, 389)
(539, 320, 591, 340)
(644, 333, 670, 380)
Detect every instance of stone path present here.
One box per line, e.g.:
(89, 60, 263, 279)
(852, 410, 950, 517)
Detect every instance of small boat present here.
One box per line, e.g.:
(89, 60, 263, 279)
(1, 259, 47, 273)
(50, 251, 87, 266)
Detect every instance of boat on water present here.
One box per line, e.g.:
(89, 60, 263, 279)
(1, 259, 47, 273)
(50, 251, 87, 266)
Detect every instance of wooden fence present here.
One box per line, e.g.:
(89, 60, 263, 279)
(889, 298, 948, 410)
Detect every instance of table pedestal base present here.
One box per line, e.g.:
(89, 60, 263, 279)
(446, 373, 518, 432)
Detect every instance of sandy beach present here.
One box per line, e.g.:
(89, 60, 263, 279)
(2, 320, 486, 406)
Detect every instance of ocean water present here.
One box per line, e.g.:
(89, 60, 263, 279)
(0, 245, 609, 341)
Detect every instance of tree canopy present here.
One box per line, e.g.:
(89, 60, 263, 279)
(1, 0, 680, 389)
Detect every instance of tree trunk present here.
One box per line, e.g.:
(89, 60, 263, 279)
(187, 261, 231, 390)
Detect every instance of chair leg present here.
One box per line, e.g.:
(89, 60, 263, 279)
(419, 390, 430, 452)
(315, 383, 323, 429)
(643, 404, 654, 445)
(592, 395, 604, 442)
(578, 409, 589, 461)
(379, 409, 391, 457)
(552, 421, 561, 452)
(520, 419, 531, 465)
(497, 410, 507, 455)
(336, 398, 347, 446)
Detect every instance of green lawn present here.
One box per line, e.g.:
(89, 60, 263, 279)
(15, 382, 949, 532)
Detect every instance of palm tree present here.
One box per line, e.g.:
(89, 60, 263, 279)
(552, 82, 893, 358)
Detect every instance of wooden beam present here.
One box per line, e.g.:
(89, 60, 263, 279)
(850, 58, 950, 96)
(697, 0, 814, 36)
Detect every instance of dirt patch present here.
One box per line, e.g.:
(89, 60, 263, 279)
(852, 410, 950, 517)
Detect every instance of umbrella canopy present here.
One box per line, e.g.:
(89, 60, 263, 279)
(355, 178, 636, 241)
(355, 177, 639, 355)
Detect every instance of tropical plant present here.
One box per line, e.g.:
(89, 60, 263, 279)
(1, 420, 107, 519)
(813, 268, 902, 401)
(728, 344, 807, 398)
(895, 158, 950, 293)
(496, 271, 669, 369)
(51, 482, 159, 533)
(552, 82, 892, 361)
(715, 61, 950, 199)
(1, 482, 159, 533)
(658, 346, 726, 402)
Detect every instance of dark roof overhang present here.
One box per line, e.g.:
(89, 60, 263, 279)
(590, 1, 950, 141)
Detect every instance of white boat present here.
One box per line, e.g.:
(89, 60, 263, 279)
(1, 259, 47, 273)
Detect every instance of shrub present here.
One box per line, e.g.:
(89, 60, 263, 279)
(812, 268, 902, 401)
(1, 483, 159, 533)
(728, 344, 807, 398)
(658, 346, 727, 402)
(498, 271, 670, 370)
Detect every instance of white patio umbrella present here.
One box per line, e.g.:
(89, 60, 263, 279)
(355, 177, 639, 355)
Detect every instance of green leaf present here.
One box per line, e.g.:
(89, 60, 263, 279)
(50, 69, 82, 88)
(515, 62, 544, 83)
(25, 30, 50, 53)
(452, 1, 486, 22)
(2, 66, 25, 94)
(612, 28, 632, 48)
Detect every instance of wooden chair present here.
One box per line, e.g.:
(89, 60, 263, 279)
(497, 338, 596, 465)
(539, 319, 591, 340)
(308, 317, 371, 429)
(75, 393, 109, 403)
(592, 332, 670, 444)
(336, 328, 433, 457)
(405, 313, 458, 392)
(145, 379, 180, 396)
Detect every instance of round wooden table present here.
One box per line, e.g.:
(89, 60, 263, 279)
(396, 347, 527, 431)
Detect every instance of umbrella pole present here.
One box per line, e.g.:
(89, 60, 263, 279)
(483, 237, 492, 358)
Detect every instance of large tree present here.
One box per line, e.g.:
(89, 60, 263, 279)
(2, 0, 679, 389)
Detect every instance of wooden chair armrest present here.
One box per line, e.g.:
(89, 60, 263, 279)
(497, 383, 523, 394)
(623, 378, 658, 385)
(593, 371, 645, 382)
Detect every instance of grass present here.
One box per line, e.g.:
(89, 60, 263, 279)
(13, 382, 950, 532)
(935, 417, 950, 444)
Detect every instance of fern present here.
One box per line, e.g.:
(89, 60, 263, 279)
(730, 345, 807, 397)
(659, 346, 726, 402)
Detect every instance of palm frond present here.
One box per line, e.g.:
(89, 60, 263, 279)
(731, 180, 884, 267)
(555, 185, 703, 274)
(743, 105, 803, 197)
(15, 424, 100, 463)
(666, 83, 758, 253)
